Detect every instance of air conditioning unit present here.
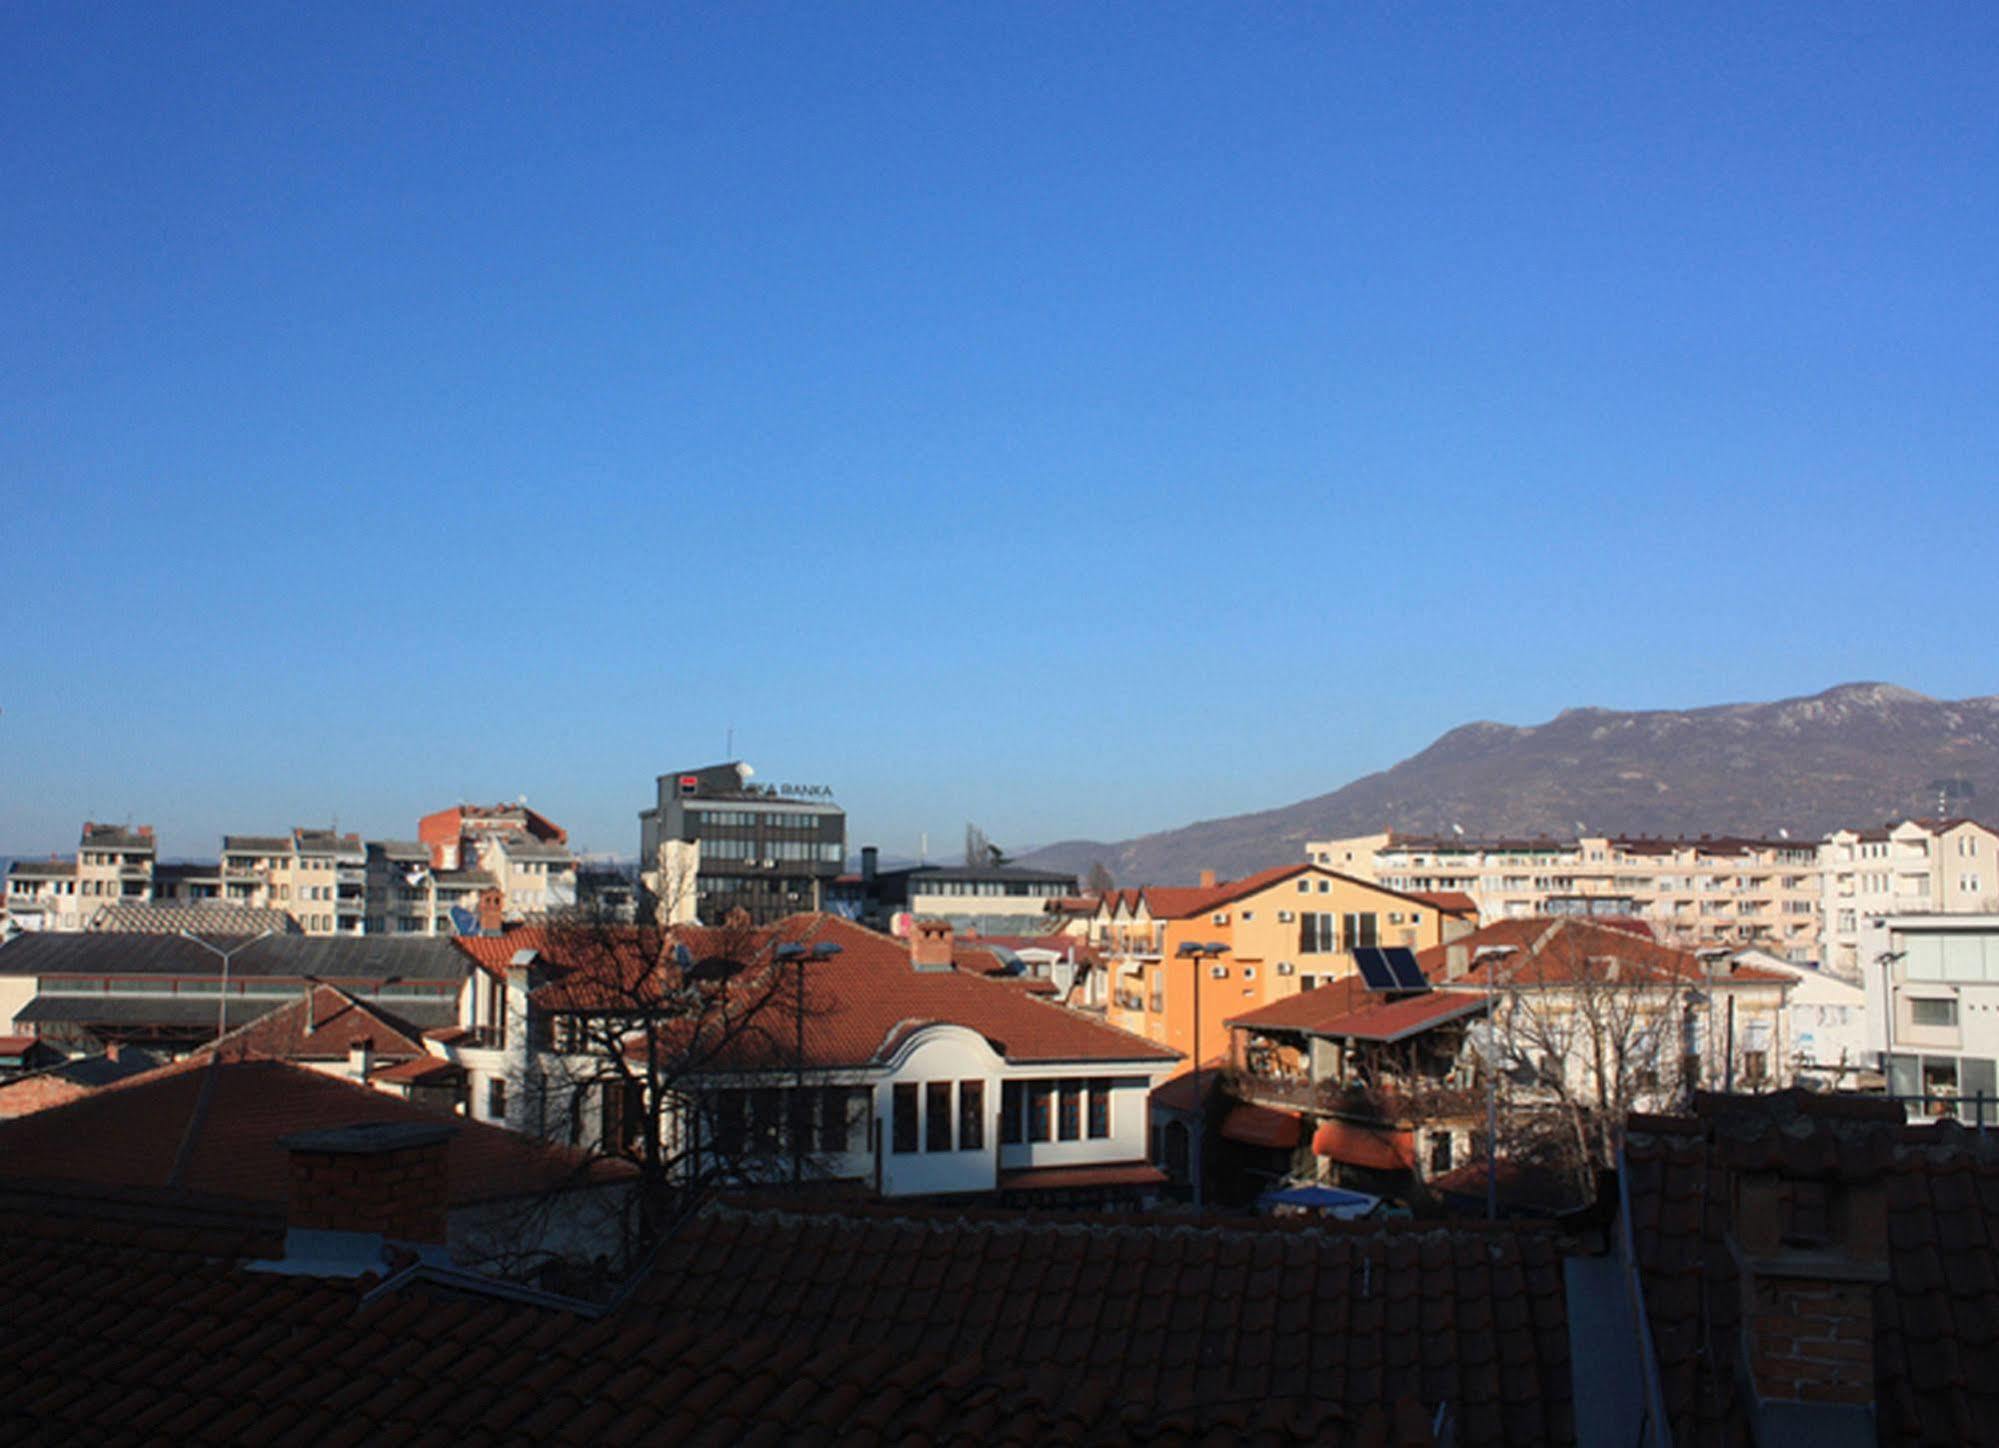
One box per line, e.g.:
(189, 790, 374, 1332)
(1209, 964, 1228, 979)
(1278, 910, 1295, 923)
(762, 859, 777, 869)
(1277, 961, 1295, 976)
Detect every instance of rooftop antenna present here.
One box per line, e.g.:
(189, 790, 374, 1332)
(726, 724, 734, 758)
(919, 831, 928, 864)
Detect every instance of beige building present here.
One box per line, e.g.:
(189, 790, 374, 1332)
(5, 824, 156, 933)
(1819, 819, 1999, 976)
(1310, 831, 1822, 962)
(220, 829, 367, 937)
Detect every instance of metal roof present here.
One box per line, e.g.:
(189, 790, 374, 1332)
(0, 932, 466, 982)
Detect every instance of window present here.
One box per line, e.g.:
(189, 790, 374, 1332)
(1299, 913, 1337, 953)
(1297, 880, 1310, 893)
(1343, 913, 1379, 950)
(1087, 1079, 1110, 1139)
(1028, 1081, 1053, 1142)
(1300, 974, 1318, 992)
(1057, 1081, 1081, 1140)
(1428, 1132, 1453, 1175)
(1000, 1081, 1024, 1144)
(750, 1087, 782, 1152)
(926, 1082, 953, 1152)
(1912, 997, 1960, 1029)
(893, 1083, 920, 1153)
(959, 1080, 984, 1150)
(818, 1087, 855, 1154)
(487, 1078, 506, 1120)
(1317, 879, 1330, 893)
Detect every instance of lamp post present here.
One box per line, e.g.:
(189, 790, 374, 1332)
(776, 940, 842, 1187)
(178, 928, 276, 1045)
(1176, 939, 1228, 1209)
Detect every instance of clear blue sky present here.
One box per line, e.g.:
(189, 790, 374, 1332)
(4, 4, 1996, 862)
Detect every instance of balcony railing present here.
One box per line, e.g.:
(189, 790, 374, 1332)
(1223, 1068, 1482, 1123)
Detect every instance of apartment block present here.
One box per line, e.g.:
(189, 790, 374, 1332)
(418, 803, 577, 923)
(220, 829, 368, 936)
(1310, 832, 1822, 962)
(1819, 818, 1999, 976)
(4, 824, 156, 934)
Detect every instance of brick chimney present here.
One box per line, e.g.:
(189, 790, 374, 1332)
(1715, 1095, 1894, 1410)
(1445, 944, 1469, 981)
(279, 1121, 456, 1253)
(911, 919, 955, 972)
(1199, 869, 1217, 889)
(477, 888, 505, 934)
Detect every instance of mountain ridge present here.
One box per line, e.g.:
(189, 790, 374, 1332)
(1017, 683, 1999, 885)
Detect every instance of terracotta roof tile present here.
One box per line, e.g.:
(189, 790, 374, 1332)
(0, 1057, 621, 1207)
(1625, 1091, 1999, 1443)
(478, 915, 1176, 1069)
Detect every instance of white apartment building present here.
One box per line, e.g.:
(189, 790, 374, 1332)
(1818, 818, 1999, 976)
(1311, 832, 1822, 962)
(1860, 912, 1999, 1123)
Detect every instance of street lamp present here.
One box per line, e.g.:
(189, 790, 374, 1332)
(178, 928, 276, 1045)
(775, 939, 842, 1186)
(1175, 939, 1228, 1209)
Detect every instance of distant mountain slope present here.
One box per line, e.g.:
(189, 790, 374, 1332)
(1019, 683, 1999, 885)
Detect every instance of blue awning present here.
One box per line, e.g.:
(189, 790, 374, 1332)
(1257, 1184, 1380, 1218)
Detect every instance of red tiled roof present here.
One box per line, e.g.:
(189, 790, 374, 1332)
(1410, 891, 1479, 916)
(488, 915, 1178, 1070)
(1624, 1090, 1999, 1444)
(197, 984, 428, 1063)
(632, 1200, 1574, 1445)
(1413, 917, 1793, 989)
(3, 1201, 1386, 1448)
(0, 1056, 621, 1207)
(0, 1036, 42, 1055)
(370, 1055, 465, 1085)
(1221, 1102, 1302, 1149)
(1139, 864, 1466, 921)
(1312, 1118, 1416, 1171)
(1228, 974, 1489, 1041)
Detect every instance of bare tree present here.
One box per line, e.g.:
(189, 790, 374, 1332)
(1471, 929, 1694, 1200)
(491, 895, 852, 1283)
(963, 822, 1013, 869)
(1084, 860, 1115, 895)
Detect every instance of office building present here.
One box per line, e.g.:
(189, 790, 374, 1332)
(639, 762, 845, 925)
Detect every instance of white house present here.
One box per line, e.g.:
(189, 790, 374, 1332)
(1728, 948, 1871, 1088)
(432, 914, 1181, 1205)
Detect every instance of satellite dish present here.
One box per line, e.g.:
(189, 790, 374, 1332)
(1451, 823, 1464, 837)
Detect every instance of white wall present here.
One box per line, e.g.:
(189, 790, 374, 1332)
(876, 1026, 1003, 1198)
(0, 976, 38, 1034)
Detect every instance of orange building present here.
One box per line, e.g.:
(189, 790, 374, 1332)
(1094, 864, 1475, 1066)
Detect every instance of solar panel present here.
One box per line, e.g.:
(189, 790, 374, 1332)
(1383, 947, 1428, 990)
(1352, 947, 1396, 991)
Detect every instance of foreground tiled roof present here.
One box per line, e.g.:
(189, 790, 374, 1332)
(1624, 1091, 1999, 1444)
(0, 1195, 1440, 1446)
(0, 1057, 621, 1208)
(630, 1201, 1575, 1446)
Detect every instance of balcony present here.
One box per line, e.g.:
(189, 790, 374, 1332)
(1223, 1069, 1481, 1123)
